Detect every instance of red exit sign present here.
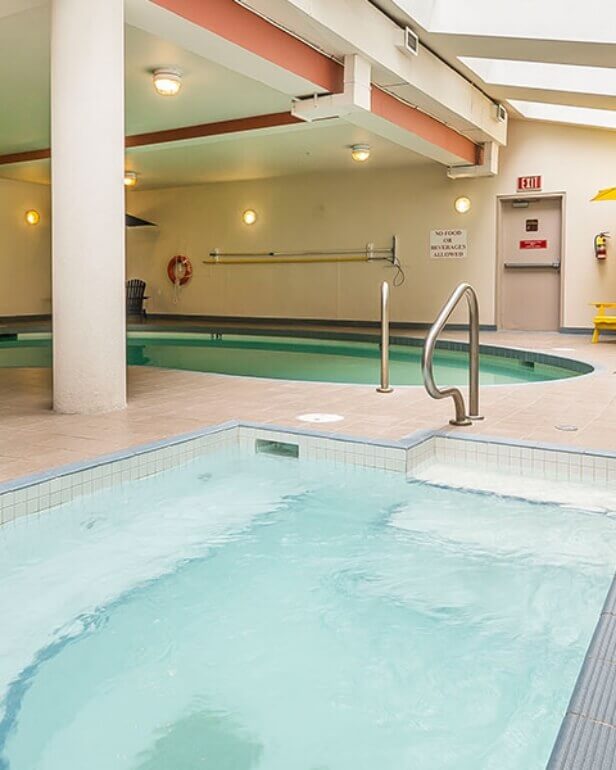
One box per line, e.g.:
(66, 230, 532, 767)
(517, 175, 542, 192)
(520, 239, 548, 250)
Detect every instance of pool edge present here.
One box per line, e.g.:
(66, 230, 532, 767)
(0, 422, 614, 768)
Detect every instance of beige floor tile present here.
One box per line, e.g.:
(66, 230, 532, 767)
(0, 325, 614, 485)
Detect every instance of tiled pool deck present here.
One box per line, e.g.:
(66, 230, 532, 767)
(0, 326, 613, 485)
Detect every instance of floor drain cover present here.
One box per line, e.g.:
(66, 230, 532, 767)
(555, 424, 578, 432)
(296, 413, 344, 424)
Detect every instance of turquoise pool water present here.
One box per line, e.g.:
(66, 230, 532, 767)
(0, 332, 584, 385)
(0, 452, 614, 770)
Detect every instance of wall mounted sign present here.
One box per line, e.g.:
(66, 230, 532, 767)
(525, 219, 539, 232)
(517, 175, 542, 192)
(429, 229, 467, 259)
(520, 239, 548, 250)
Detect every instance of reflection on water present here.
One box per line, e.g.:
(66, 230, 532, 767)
(134, 709, 262, 770)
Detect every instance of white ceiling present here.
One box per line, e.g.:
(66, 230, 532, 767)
(2, 0, 615, 189)
(124, 25, 292, 135)
(125, 120, 429, 188)
(458, 59, 616, 99)
(0, 119, 430, 188)
(0, 3, 430, 187)
(383, 0, 616, 44)
(0, 7, 292, 155)
(0, 4, 50, 154)
(371, 0, 616, 119)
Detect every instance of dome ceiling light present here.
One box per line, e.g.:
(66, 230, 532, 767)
(152, 68, 183, 96)
(351, 144, 371, 162)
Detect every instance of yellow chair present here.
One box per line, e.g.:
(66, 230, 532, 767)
(590, 302, 616, 342)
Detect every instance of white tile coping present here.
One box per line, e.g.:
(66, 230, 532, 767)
(0, 422, 615, 526)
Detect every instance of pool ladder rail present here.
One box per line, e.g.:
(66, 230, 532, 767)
(421, 282, 484, 426)
(377, 280, 393, 393)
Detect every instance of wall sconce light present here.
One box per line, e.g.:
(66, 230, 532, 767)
(153, 68, 182, 96)
(454, 196, 471, 214)
(124, 171, 138, 188)
(25, 209, 40, 225)
(351, 144, 371, 162)
(242, 209, 258, 225)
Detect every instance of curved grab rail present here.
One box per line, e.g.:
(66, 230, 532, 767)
(421, 283, 482, 426)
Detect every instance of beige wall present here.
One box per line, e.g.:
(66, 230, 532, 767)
(1, 120, 614, 328)
(497, 120, 616, 329)
(127, 162, 497, 325)
(0, 178, 51, 317)
(127, 120, 616, 329)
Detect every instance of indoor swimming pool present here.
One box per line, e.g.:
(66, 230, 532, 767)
(0, 451, 613, 770)
(0, 331, 590, 386)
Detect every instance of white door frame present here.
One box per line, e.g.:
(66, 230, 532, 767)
(495, 191, 567, 331)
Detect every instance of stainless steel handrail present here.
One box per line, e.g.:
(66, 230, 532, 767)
(504, 261, 560, 269)
(208, 236, 398, 263)
(421, 282, 483, 426)
(377, 281, 393, 393)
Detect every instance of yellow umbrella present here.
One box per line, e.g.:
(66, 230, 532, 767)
(592, 188, 616, 201)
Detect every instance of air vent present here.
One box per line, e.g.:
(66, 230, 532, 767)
(396, 26, 419, 57)
(494, 103, 507, 123)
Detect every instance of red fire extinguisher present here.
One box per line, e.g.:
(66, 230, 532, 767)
(594, 231, 610, 259)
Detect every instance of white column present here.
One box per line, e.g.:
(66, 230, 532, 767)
(51, 0, 126, 413)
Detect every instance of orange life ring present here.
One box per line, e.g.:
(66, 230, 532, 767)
(167, 255, 193, 286)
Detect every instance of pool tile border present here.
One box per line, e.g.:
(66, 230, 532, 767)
(548, 714, 616, 770)
(1, 422, 615, 524)
(0, 421, 615, 769)
(17, 327, 598, 380)
(425, 433, 616, 484)
(0, 421, 239, 525)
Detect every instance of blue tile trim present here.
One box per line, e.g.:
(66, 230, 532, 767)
(603, 581, 616, 616)
(561, 326, 616, 337)
(142, 326, 595, 376)
(547, 713, 616, 769)
(548, 574, 616, 769)
(13, 325, 596, 378)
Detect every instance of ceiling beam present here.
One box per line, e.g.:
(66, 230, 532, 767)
(149, 0, 343, 94)
(244, 0, 506, 146)
(138, 0, 481, 166)
(0, 112, 304, 167)
(1, 0, 483, 171)
(125, 111, 302, 148)
(0, 147, 51, 166)
(369, 87, 480, 165)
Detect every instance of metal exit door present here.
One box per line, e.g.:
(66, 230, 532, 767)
(499, 196, 562, 331)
